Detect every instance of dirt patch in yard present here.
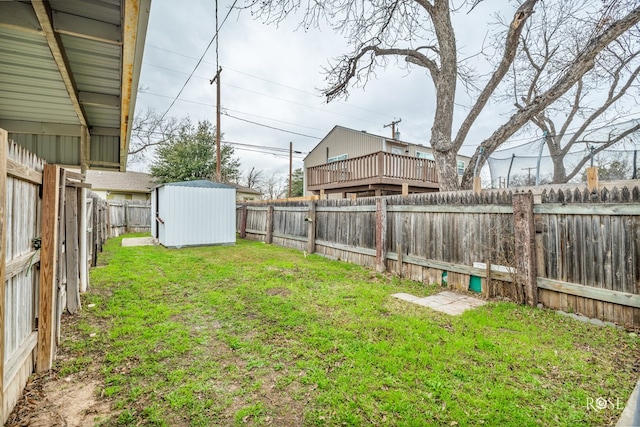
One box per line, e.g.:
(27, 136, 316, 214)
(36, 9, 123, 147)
(265, 287, 292, 297)
(6, 312, 117, 426)
(5, 373, 114, 427)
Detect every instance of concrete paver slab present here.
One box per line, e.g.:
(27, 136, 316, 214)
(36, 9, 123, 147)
(392, 291, 486, 316)
(121, 237, 157, 247)
(391, 293, 423, 303)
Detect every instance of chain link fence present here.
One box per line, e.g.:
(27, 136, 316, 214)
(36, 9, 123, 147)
(484, 135, 640, 189)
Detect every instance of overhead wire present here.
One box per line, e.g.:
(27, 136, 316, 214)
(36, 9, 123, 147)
(154, 0, 240, 124)
(223, 113, 322, 139)
(490, 114, 640, 154)
(144, 43, 393, 119)
(141, 61, 385, 127)
(140, 92, 325, 140)
(131, 123, 307, 159)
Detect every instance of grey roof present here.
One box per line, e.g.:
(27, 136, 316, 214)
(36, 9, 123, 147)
(159, 180, 236, 190)
(230, 183, 262, 195)
(0, 0, 151, 171)
(86, 170, 154, 193)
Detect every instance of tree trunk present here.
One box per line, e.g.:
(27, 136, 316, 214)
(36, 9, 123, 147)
(551, 154, 567, 184)
(433, 149, 460, 191)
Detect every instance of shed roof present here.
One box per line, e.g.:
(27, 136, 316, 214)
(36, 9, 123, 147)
(0, 0, 151, 171)
(157, 180, 236, 190)
(86, 170, 154, 193)
(230, 183, 262, 195)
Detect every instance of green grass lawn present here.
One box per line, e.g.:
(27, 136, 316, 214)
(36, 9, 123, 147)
(60, 234, 639, 426)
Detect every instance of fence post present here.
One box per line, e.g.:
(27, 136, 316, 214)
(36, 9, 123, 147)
(512, 192, 538, 307)
(240, 205, 247, 238)
(0, 130, 8, 412)
(78, 187, 88, 292)
(65, 186, 80, 314)
(375, 197, 387, 273)
(106, 201, 111, 238)
(124, 201, 129, 233)
(307, 200, 316, 254)
(586, 167, 599, 193)
(37, 164, 60, 372)
(266, 205, 274, 244)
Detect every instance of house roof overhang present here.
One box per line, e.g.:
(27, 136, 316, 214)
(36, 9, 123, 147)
(0, 0, 151, 171)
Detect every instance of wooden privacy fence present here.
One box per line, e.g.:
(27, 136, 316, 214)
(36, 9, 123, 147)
(86, 193, 109, 267)
(106, 200, 151, 237)
(0, 133, 93, 422)
(237, 186, 640, 328)
(1, 136, 44, 420)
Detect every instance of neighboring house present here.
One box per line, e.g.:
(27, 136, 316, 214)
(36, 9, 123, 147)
(231, 183, 262, 201)
(304, 126, 471, 198)
(85, 170, 154, 201)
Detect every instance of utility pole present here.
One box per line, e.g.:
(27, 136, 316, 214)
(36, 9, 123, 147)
(212, 0, 222, 182)
(522, 166, 536, 186)
(288, 143, 303, 198)
(210, 67, 222, 182)
(384, 119, 402, 139)
(288, 141, 293, 198)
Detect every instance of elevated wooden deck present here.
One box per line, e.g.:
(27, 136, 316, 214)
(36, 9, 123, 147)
(306, 151, 440, 195)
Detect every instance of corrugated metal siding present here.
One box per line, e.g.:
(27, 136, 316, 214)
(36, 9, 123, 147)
(10, 133, 80, 165)
(84, 105, 120, 128)
(50, 0, 122, 26)
(0, 28, 78, 124)
(157, 186, 236, 247)
(62, 35, 121, 95)
(91, 135, 120, 165)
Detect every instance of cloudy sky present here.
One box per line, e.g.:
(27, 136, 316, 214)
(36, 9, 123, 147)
(132, 0, 524, 178)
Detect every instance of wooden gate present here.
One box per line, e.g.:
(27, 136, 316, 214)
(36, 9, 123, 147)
(0, 132, 90, 422)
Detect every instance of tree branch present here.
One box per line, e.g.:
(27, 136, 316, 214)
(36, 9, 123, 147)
(453, 0, 538, 151)
(460, 4, 640, 188)
(324, 45, 439, 101)
(565, 122, 640, 181)
(563, 62, 640, 154)
(557, 79, 584, 144)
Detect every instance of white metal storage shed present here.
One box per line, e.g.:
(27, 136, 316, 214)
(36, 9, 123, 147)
(151, 180, 236, 248)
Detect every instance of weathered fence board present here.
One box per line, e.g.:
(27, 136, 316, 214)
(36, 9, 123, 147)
(239, 185, 640, 328)
(1, 137, 100, 422)
(65, 188, 80, 314)
(107, 200, 151, 237)
(2, 138, 46, 422)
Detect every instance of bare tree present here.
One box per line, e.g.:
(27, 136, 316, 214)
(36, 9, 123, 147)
(505, 0, 640, 183)
(243, 167, 264, 189)
(128, 108, 181, 166)
(247, 0, 640, 190)
(261, 173, 287, 200)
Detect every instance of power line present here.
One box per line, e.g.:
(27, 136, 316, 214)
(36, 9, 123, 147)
(491, 114, 640, 153)
(142, 62, 210, 81)
(142, 91, 327, 134)
(132, 126, 307, 158)
(144, 43, 393, 119)
(141, 61, 384, 126)
(220, 82, 384, 126)
(155, 0, 239, 124)
(224, 140, 307, 155)
(221, 142, 306, 161)
(222, 107, 326, 132)
(223, 113, 322, 139)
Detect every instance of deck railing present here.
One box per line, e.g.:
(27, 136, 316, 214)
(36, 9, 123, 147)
(306, 151, 439, 188)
